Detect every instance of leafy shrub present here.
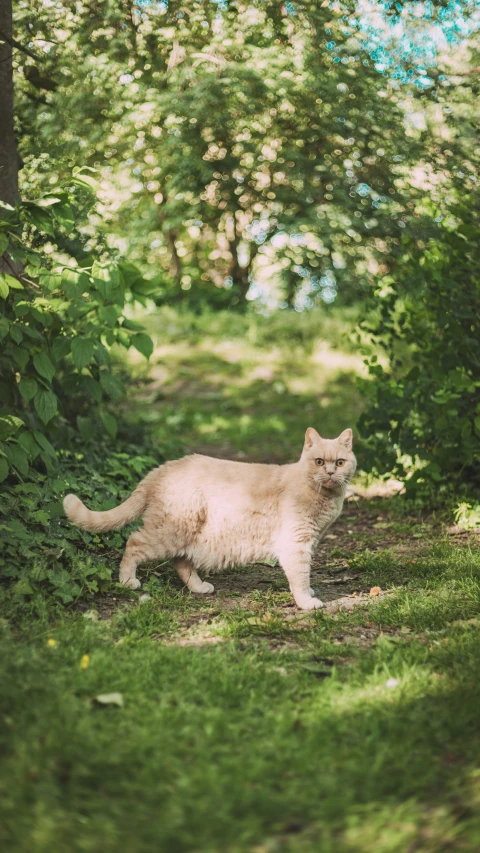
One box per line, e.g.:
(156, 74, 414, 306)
(0, 172, 157, 596)
(0, 174, 155, 479)
(0, 437, 160, 605)
(358, 200, 480, 501)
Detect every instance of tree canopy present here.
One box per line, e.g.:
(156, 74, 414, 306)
(0, 0, 479, 512)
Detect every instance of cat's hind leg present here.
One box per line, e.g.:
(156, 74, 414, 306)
(175, 558, 214, 594)
(119, 528, 164, 589)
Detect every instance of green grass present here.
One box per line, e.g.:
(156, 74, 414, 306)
(124, 305, 367, 462)
(2, 307, 480, 852)
(2, 538, 480, 852)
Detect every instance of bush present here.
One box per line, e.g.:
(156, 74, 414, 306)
(0, 172, 156, 594)
(358, 199, 480, 501)
(0, 437, 160, 605)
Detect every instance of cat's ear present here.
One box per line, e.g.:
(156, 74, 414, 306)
(338, 428, 353, 450)
(304, 427, 321, 449)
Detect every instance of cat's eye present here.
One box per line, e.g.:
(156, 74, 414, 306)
(336, 459, 345, 467)
(315, 458, 324, 466)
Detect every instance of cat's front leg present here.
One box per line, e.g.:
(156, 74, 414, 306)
(278, 550, 324, 611)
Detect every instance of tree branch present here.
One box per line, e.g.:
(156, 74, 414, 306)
(0, 29, 42, 62)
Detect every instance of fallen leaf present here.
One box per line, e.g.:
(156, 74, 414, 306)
(369, 586, 382, 597)
(324, 534, 337, 540)
(94, 692, 123, 707)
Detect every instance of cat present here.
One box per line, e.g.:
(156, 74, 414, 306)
(63, 427, 356, 610)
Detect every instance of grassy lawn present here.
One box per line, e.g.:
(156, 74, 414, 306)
(125, 306, 366, 462)
(2, 309, 480, 852)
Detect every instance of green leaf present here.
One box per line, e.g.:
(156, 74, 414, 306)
(100, 411, 117, 439)
(81, 377, 102, 402)
(5, 275, 24, 290)
(9, 324, 23, 344)
(62, 267, 87, 298)
(17, 431, 42, 459)
(71, 174, 98, 192)
(33, 352, 56, 382)
(77, 416, 94, 440)
(99, 305, 119, 327)
(34, 389, 58, 424)
(0, 457, 8, 482)
(131, 333, 154, 359)
(35, 196, 62, 207)
(122, 318, 145, 332)
(32, 430, 57, 458)
(0, 277, 9, 299)
(94, 342, 110, 366)
(92, 263, 118, 301)
(5, 445, 29, 477)
(51, 335, 70, 361)
(31, 510, 50, 525)
(99, 372, 125, 401)
(71, 337, 94, 371)
(0, 316, 9, 339)
(0, 233, 8, 254)
(0, 415, 24, 440)
(474, 416, 480, 434)
(53, 202, 75, 233)
(18, 377, 39, 402)
(39, 271, 62, 292)
(13, 578, 35, 596)
(12, 346, 29, 371)
(25, 204, 55, 235)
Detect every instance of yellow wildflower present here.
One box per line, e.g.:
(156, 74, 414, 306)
(47, 638, 57, 647)
(80, 654, 90, 670)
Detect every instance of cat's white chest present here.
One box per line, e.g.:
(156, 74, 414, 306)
(313, 497, 344, 541)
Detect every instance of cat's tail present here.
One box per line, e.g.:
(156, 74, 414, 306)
(63, 484, 147, 532)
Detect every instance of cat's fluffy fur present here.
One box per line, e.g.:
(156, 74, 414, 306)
(64, 427, 356, 610)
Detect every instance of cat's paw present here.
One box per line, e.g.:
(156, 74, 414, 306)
(122, 577, 141, 590)
(197, 581, 215, 594)
(297, 596, 324, 611)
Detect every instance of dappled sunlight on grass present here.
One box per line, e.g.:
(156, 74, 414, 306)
(126, 309, 366, 462)
(2, 514, 480, 852)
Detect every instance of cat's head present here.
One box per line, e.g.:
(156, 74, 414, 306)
(301, 427, 357, 492)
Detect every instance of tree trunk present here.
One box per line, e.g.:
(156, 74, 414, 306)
(167, 231, 182, 287)
(0, 0, 20, 206)
(228, 218, 251, 300)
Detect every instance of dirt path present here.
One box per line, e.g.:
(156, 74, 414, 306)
(119, 330, 479, 646)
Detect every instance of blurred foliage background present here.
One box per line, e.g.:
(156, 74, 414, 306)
(1, 0, 480, 593)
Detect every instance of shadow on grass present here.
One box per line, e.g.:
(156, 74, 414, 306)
(1, 618, 480, 852)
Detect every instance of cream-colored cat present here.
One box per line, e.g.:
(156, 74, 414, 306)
(64, 428, 356, 610)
